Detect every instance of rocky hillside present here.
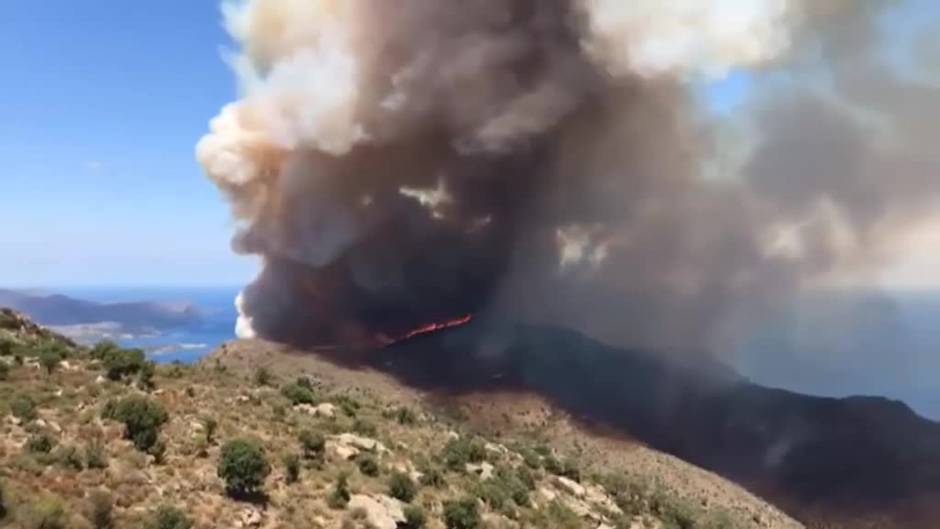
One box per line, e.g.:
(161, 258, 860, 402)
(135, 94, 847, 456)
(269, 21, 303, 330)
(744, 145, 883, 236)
(0, 309, 801, 529)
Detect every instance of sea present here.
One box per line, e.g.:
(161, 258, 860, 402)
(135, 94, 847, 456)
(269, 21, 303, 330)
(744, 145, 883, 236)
(57, 286, 240, 364)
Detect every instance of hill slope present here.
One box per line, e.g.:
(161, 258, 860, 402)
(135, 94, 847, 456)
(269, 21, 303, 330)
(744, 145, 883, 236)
(0, 309, 800, 529)
(367, 321, 940, 529)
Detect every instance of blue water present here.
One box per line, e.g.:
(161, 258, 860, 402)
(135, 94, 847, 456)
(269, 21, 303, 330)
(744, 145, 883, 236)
(58, 286, 240, 364)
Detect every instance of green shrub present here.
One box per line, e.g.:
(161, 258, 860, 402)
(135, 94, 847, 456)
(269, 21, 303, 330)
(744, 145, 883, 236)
(22, 498, 67, 529)
(85, 441, 108, 469)
(335, 395, 360, 417)
(442, 437, 486, 471)
(90, 340, 119, 360)
(699, 511, 737, 529)
(253, 366, 272, 387)
(652, 493, 697, 529)
(0, 362, 8, 381)
(298, 429, 325, 460)
(353, 418, 377, 437)
(540, 501, 582, 529)
(419, 466, 445, 488)
(388, 471, 417, 502)
(443, 497, 480, 529)
(111, 396, 168, 452)
(357, 454, 380, 477)
(396, 407, 418, 425)
(218, 438, 271, 497)
(475, 467, 530, 510)
(544, 455, 581, 482)
(37, 343, 64, 376)
(518, 446, 542, 469)
(100, 346, 146, 381)
(0, 481, 7, 521)
(151, 505, 193, 529)
(280, 383, 316, 405)
(327, 472, 351, 509)
(403, 505, 426, 529)
(11, 394, 37, 422)
(55, 445, 84, 471)
(0, 338, 14, 356)
(88, 490, 113, 529)
(202, 417, 218, 444)
(138, 361, 156, 390)
(25, 433, 55, 454)
(516, 466, 536, 491)
(149, 439, 167, 465)
(283, 453, 300, 484)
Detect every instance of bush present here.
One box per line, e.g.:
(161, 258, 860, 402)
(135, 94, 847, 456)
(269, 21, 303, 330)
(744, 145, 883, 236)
(0, 362, 8, 381)
(152, 505, 193, 529)
(442, 437, 486, 471)
(37, 343, 64, 376)
(357, 454, 380, 477)
(138, 361, 156, 390)
(335, 395, 360, 417)
(23, 498, 67, 529)
(388, 471, 417, 502)
(353, 418, 377, 437)
(518, 446, 542, 469)
(88, 490, 113, 529)
(253, 366, 272, 387)
(396, 407, 418, 425)
(0, 338, 14, 356)
(55, 445, 84, 471)
(327, 472, 351, 509)
(419, 466, 445, 488)
(25, 433, 55, 454)
(11, 394, 37, 422)
(149, 439, 167, 465)
(111, 396, 168, 452)
(541, 501, 582, 529)
(0, 481, 7, 521)
(90, 340, 119, 360)
(283, 453, 300, 484)
(475, 468, 529, 511)
(85, 441, 108, 469)
(652, 493, 697, 529)
(280, 383, 316, 405)
(218, 438, 271, 497)
(403, 505, 426, 529)
(202, 417, 218, 444)
(100, 346, 146, 381)
(298, 429, 325, 460)
(516, 466, 536, 491)
(443, 497, 480, 529)
(544, 455, 581, 482)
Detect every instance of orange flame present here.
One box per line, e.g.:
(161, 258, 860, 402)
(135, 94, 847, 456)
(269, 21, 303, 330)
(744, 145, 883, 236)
(380, 314, 473, 345)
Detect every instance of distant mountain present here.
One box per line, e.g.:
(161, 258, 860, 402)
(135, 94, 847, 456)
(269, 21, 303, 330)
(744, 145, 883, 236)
(0, 288, 202, 332)
(372, 321, 940, 528)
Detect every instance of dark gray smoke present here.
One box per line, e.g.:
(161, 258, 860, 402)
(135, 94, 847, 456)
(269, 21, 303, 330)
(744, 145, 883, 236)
(198, 0, 940, 357)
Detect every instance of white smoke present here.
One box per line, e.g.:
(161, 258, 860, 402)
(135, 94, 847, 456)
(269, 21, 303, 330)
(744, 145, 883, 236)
(579, 0, 793, 78)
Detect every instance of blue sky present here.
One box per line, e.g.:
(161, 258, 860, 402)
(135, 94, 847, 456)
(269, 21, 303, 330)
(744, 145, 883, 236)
(0, 1, 254, 287)
(0, 1, 935, 288)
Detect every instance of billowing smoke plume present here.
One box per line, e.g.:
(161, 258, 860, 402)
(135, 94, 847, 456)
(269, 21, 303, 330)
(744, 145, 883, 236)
(198, 0, 940, 354)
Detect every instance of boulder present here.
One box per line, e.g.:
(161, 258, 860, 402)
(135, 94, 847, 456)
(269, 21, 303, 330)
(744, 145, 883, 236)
(334, 433, 386, 453)
(466, 461, 495, 480)
(348, 494, 405, 529)
(556, 476, 586, 497)
(236, 507, 263, 528)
